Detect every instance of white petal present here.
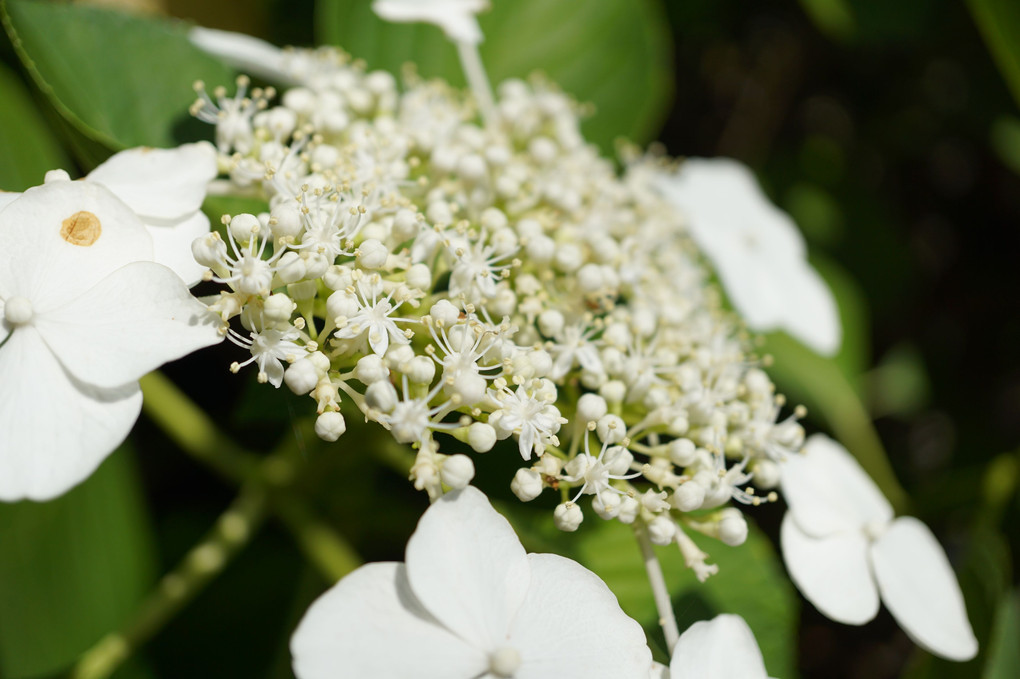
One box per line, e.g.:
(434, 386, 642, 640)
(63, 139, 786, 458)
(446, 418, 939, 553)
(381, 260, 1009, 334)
(34, 261, 222, 389)
(0, 182, 152, 312)
(87, 143, 217, 221)
(871, 517, 978, 661)
(372, 0, 486, 44)
(144, 211, 212, 287)
(405, 486, 530, 650)
(772, 259, 841, 356)
(0, 327, 142, 501)
(189, 27, 296, 85)
(0, 191, 20, 212)
(507, 553, 652, 678)
(670, 614, 768, 679)
(780, 513, 879, 625)
(781, 434, 893, 537)
(657, 157, 806, 260)
(291, 562, 486, 679)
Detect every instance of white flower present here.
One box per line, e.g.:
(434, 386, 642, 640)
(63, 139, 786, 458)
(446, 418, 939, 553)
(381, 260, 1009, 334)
(290, 486, 651, 678)
(780, 434, 978, 661)
(372, 0, 489, 44)
(653, 157, 841, 356)
(0, 182, 223, 501)
(650, 614, 771, 679)
(84, 143, 218, 286)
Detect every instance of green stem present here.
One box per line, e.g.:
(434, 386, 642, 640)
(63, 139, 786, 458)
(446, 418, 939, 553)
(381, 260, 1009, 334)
(273, 495, 362, 582)
(139, 371, 259, 481)
(70, 486, 268, 679)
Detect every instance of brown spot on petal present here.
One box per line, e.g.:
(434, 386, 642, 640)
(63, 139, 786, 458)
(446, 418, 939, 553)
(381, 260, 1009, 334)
(61, 211, 101, 246)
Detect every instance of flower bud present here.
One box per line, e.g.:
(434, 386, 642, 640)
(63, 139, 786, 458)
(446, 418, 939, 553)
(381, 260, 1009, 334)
(440, 454, 475, 490)
(467, 422, 497, 453)
(263, 293, 296, 323)
(314, 411, 346, 442)
(553, 502, 583, 532)
(576, 393, 608, 423)
(229, 213, 260, 243)
(356, 238, 389, 269)
(647, 515, 676, 545)
(276, 251, 306, 283)
(671, 480, 705, 512)
(284, 358, 320, 395)
(668, 438, 698, 467)
(364, 380, 398, 412)
(354, 354, 389, 384)
(510, 468, 543, 501)
(596, 414, 627, 444)
(718, 508, 748, 546)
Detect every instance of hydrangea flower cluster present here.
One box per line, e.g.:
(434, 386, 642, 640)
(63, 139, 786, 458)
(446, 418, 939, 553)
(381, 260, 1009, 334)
(187, 42, 810, 578)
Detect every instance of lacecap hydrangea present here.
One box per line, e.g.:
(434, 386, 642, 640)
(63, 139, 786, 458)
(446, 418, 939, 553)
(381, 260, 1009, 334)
(189, 43, 807, 580)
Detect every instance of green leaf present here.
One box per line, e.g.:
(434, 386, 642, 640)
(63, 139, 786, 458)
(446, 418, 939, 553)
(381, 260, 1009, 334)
(968, 0, 1020, 110)
(0, 444, 157, 678)
(796, 0, 856, 42)
(0, 60, 71, 190)
(991, 116, 1020, 176)
(984, 589, 1020, 679)
(316, 0, 674, 152)
(2, 0, 233, 151)
(571, 519, 798, 677)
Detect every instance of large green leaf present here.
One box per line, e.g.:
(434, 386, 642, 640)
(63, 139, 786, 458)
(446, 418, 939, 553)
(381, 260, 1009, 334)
(968, 0, 1020, 110)
(0, 61, 71, 191)
(0, 445, 157, 678)
(572, 518, 797, 677)
(2, 0, 233, 151)
(316, 0, 674, 152)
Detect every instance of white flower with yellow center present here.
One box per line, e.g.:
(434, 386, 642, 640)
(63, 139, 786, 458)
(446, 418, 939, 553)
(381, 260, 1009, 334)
(0, 182, 223, 501)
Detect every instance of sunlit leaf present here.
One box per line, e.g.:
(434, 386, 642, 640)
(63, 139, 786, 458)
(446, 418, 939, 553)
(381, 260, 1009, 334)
(2, 0, 233, 150)
(0, 60, 71, 190)
(316, 0, 674, 152)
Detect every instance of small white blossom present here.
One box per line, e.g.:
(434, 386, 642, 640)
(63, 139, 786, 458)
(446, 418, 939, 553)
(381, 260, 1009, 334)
(290, 487, 651, 677)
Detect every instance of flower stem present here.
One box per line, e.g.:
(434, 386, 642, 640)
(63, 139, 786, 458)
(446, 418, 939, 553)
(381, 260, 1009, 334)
(634, 520, 680, 653)
(139, 371, 259, 481)
(456, 41, 495, 125)
(70, 485, 268, 679)
(272, 495, 362, 582)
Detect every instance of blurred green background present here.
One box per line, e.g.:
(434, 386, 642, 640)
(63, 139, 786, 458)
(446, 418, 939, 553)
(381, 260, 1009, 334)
(0, 0, 1018, 677)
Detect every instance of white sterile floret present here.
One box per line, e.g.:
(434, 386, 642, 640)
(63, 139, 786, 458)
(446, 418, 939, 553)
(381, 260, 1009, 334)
(0, 181, 223, 501)
(290, 488, 652, 678)
(650, 614, 771, 679)
(652, 157, 841, 356)
(314, 411, 347, 442)
(780, 435, 977, 661)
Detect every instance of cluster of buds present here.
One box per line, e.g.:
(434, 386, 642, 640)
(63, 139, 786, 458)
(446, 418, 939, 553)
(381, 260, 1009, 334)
(191, 46, 805, 577)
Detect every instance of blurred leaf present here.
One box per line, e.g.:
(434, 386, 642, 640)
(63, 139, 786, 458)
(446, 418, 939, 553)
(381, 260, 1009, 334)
(797, 0, 856, 42)
(572, 519, 797, 677)
(866, 342, 932, 418)
(2, 0, 232, 150)
(0, 60, 71, 190)
(968, 0, 1020, 110)
(316, 0, 674, 152)
(0, 445, 157, 678)
(991, 116, 1020, 176)
(784, 183, 844, 246)
(984, 589, 1020, 679)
